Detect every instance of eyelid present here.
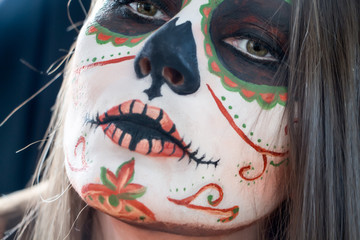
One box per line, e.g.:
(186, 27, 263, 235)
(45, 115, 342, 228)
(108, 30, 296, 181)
(223, 37, 278, 62)
(127, 2, 171, 21)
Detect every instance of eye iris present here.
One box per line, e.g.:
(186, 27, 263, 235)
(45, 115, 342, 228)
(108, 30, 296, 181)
(137, 3, 157, 16)
(246, 40, 268, 57)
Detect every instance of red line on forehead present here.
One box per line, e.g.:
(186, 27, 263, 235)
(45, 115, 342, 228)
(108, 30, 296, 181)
(206, 84, 288, 157)
(75, 55, 136, 74)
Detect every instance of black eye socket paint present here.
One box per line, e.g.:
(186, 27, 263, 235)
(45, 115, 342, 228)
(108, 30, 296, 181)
(94, 0, 184, 36)
(209, 0, 291, 86)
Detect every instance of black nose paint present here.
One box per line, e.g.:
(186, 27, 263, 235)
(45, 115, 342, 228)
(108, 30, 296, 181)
(134, 18, 200, 100)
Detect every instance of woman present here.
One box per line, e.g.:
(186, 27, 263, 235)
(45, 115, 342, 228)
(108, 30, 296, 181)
(1, 0, 359, 239)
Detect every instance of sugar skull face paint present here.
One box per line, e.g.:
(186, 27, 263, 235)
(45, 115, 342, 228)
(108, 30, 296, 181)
(64, 0, 290, 235)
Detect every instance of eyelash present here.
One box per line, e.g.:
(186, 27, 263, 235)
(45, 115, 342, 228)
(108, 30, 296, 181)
(126, 1, 170, 21)
(223, 37, 279, 63)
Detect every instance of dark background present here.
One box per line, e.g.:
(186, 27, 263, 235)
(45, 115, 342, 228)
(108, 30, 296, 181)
(0, 0, 91, 195)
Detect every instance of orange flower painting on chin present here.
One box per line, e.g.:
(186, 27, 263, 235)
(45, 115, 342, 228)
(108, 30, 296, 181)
(81, 158, 156, 223)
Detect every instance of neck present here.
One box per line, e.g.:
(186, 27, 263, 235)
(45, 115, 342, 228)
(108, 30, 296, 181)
(94, 211, 260, 240)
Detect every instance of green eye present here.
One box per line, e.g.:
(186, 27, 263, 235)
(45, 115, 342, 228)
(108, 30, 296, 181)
(128, 2, 169, 21)
(137, 3, 158, 17)
(223, 37, 277, 62)
(246, 40, 269, 57)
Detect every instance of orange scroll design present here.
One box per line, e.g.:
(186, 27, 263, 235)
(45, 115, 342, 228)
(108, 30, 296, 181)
(168, 183, 239, 223)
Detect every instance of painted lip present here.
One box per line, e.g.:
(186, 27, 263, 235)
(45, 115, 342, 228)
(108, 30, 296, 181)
(93, 99, 186, 158)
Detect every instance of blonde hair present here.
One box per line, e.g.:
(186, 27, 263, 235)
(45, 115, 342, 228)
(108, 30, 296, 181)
(12, 52, 85, 239)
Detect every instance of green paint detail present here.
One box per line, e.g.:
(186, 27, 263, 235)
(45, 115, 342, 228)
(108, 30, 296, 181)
(86, 22, 150, 47)
(274, 146, 277, 149)
(233, 208, 239, 214)
(118, 52, 121, 55)
(88, 196, 93, 201)
(250, 132, 254, 136)
(240, 180, 243, 183)
(228, 106, 233, 110)
(235, 174, 237, 177)
(125, 205, 133, 212)
(99, 195, 105, 204)
(222, 219, 226, 223)
(285, 0, 292, 4)
(110, 54, 114, 57)
(176, 188, 179, 192)
(117, 188, 146, 200)
(207, 195, 216, 206)
(229, 216, 233, 221)
(202, 176, 205, 179)
(270, 158, 289, 167)
(101, 56, 105, 59)
(237, 164, 240, 167)
(253, 181, 256, 184)
(116, 158, 134, 187)
(234, 114, 239, 119)
(140, 216, 145, 221)
(248, 183, 250, 186)
(221, 96, 226, 101)
(100, 167, 116, 191)
(109, 195, 119, 207)
(170, 189, 172, 192)
(266, 144, 269, 146)
(217, 219, 220, 222)
(127, 51, 130, 55)
(181, 0, 192, 8)
(92, 57, 97, 62)
(257, 139, 262, 143)
(200, 0, 287, 110)
(183, 188, 186, 191)
(86, 58, 89, 62)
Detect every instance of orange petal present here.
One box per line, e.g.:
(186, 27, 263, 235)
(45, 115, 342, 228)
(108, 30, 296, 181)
(115, 159, 135, 191)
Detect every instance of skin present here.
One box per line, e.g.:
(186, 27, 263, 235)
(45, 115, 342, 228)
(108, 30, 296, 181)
(64, 0, 291, 238)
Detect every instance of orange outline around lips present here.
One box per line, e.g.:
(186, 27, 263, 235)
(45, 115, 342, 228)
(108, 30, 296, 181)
(98, 100, 186, 158)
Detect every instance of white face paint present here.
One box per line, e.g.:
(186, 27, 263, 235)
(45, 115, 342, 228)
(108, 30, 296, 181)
(64, 0, 291, 235)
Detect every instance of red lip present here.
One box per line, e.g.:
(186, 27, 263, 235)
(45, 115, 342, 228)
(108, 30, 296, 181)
(96, 100, 186, 158)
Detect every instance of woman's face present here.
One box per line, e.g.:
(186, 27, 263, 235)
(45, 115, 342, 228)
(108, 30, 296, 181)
(64, 0, 290, 235)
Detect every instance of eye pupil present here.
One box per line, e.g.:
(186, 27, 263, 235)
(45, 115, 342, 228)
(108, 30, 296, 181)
(247, 40, 268, 57)
(137, 3, 157, 16)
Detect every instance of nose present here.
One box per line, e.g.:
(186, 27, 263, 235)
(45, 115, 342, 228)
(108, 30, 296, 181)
(134, 18, 200, 100)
